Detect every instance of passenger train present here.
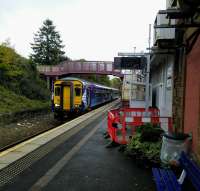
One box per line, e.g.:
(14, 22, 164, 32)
(53, 77, 120, 118)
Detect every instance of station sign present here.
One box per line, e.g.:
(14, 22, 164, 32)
(114, 56, 147, 69)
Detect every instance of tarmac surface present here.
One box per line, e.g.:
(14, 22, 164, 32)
(1, 110, 156, 191)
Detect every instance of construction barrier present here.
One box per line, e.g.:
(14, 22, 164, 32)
(107, 108, 173, 144)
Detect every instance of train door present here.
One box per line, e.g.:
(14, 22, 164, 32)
(86, 87, 90, 106)
(60, 81, 73, 111)
(63, 85, 71, 111)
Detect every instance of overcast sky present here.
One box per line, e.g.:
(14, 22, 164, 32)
(0, 0, 166, 61)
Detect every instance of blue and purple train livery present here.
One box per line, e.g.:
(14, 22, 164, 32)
(53, 77, 119, 118)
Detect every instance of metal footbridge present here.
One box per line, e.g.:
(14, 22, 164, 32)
(37, 61, 123, 78)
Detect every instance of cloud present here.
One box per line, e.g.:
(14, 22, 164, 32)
(0, 0, 165, 60)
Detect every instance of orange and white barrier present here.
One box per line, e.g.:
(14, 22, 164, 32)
(107, 108, 172, 144)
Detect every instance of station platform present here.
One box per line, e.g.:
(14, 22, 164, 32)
(0, 101, 155, 191)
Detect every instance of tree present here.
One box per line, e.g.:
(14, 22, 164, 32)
(86, 75, 111, 86)
(31, 19, 65, 65)
(110, 77, 121, 89)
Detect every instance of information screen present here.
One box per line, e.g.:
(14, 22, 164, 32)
(114, 57, 146, 69)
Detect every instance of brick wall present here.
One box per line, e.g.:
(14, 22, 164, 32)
(184, 35, 200, 159)
(172, 30, 200, 159)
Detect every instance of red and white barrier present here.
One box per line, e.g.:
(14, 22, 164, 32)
(107, 108, 173, 144)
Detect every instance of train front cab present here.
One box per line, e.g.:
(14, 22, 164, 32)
(53, 80, 73, 118)
(53, 79, 83, 119)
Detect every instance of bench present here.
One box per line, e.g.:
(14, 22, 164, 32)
(152, 152, 200, 191)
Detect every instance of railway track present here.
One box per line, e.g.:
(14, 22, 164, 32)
(0, 117, 67, 152)
(0, 112, 87, 152)
(0, 100, 119, 153)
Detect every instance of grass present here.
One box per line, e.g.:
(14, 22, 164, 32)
(0, 85, 50, 114)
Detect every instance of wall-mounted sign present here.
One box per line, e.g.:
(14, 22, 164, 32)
(114, 57, 147, 69)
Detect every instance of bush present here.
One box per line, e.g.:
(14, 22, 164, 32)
(19, 76, 50, 100)
(0, 85, 50, 114)
(0, 44, 50, 101)
(136, 123, 163, 142)
(125, 123, 164, 167)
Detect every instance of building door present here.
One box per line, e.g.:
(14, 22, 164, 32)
(152, 88, 157, 108)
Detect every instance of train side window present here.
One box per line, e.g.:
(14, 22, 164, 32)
(55, 87, 60, 96)
(75, 88, 81, 96)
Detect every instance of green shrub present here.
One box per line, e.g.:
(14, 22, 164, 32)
(0, 44, 50, 101)
(125, 123, 163, 163)
(0, 85, 50, 114)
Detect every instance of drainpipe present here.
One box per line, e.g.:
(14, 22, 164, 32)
(145, 24, 151, 114)
(145, 54, 150, 113)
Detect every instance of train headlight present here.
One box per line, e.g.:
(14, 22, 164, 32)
(55, 104, 60, 107)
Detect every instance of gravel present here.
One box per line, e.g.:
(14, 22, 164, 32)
(0, 112, 66, 150)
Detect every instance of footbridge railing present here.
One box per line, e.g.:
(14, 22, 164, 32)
(37, 61, 123, 78)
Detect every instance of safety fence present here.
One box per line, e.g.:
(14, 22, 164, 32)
(107, 108, 173, 144)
